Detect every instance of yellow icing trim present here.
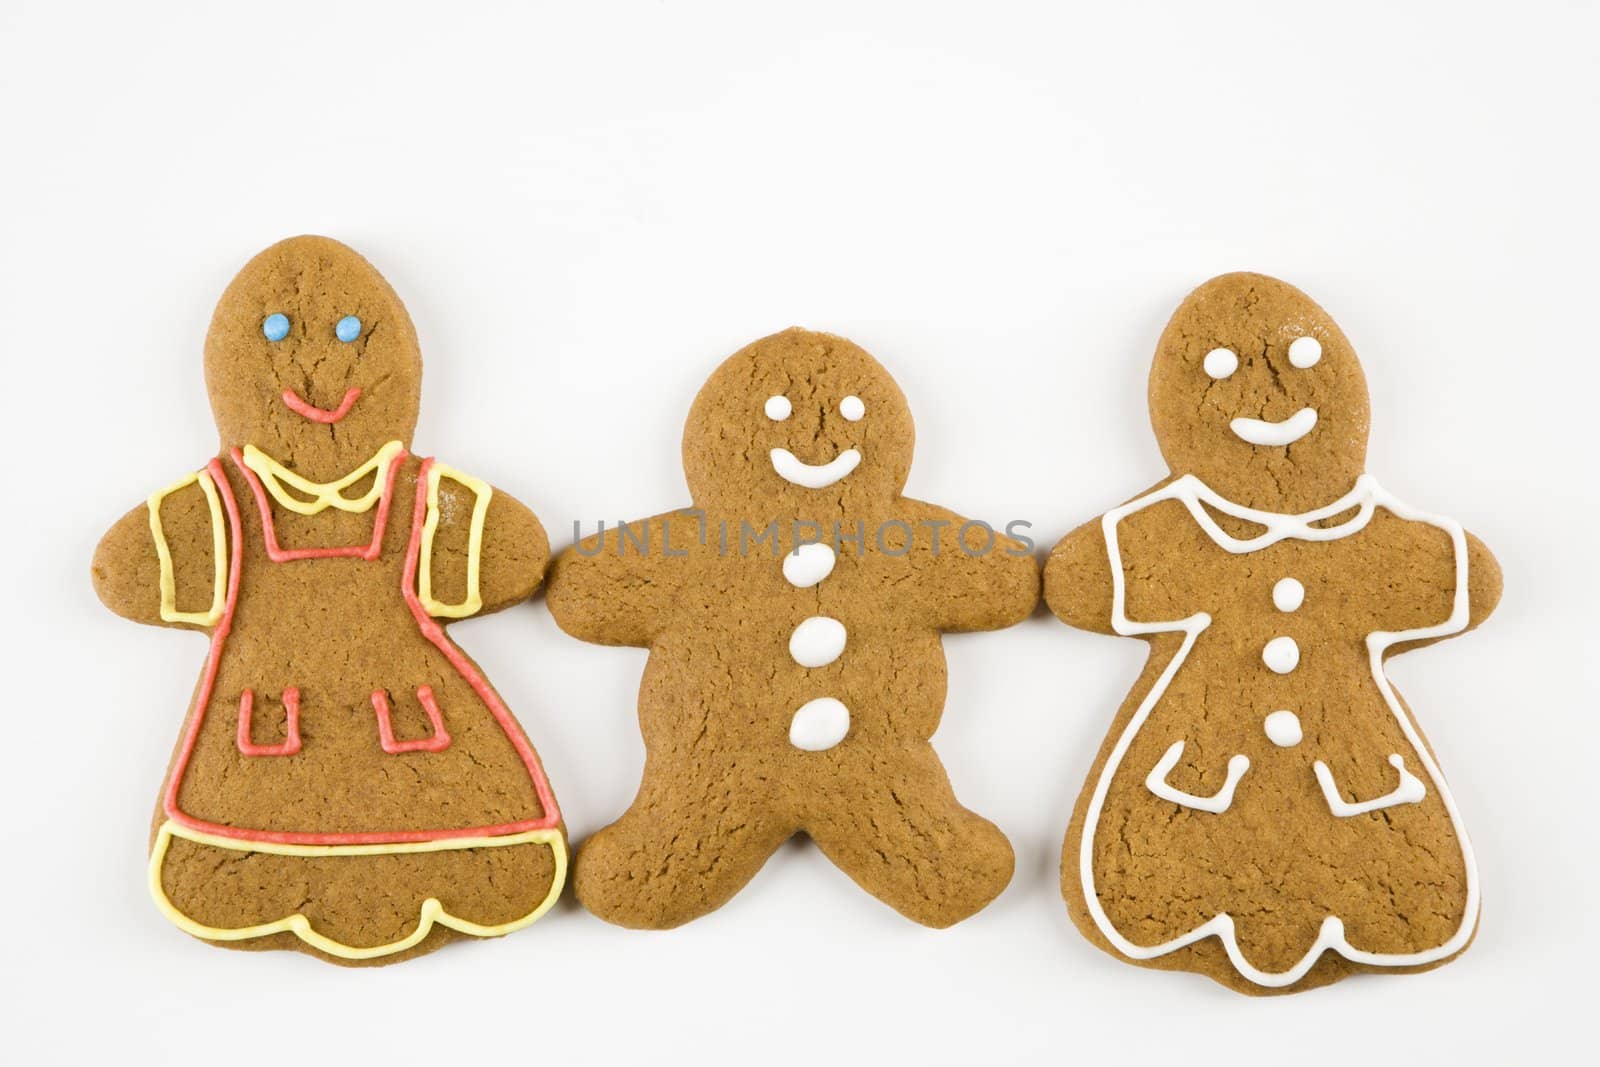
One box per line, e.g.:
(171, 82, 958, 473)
(418, 462, 491, 618)
(149, 820, 567, 960)
(147, 469, 227, 626)
(240, 440, 406, 515)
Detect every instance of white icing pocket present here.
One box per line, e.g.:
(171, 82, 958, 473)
(765, 395, 792, 420)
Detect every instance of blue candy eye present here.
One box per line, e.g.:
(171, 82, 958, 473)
(262, 313, 290, 342)
(335, 315, 361, 343)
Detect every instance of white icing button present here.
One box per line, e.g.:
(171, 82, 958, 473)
(1273, 577, 1305, 613)
(1288, 336, 1323, 368)
(782, 542, 836, 587)
(1264, 710, 1303, 747)
(764, 394, 792, 420)
(1262, 636, 1300, 674)
(1203, 347, 1238, 380)
(839, 394, 865, 421)
(789, 616, 846, 668)
(789, 697, 849, 751)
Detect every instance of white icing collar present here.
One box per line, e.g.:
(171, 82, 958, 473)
(1170, 473, 1382, 553)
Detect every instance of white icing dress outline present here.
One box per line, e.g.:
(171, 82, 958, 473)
(1145, 741, 1249, 813)
(1082, 472, 1475, 989)
(1314, 753, 1426, 817)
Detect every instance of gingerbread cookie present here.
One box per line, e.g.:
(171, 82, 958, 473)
(546, 328, 1038, 928)
(1044, 273, 1501, 994)
(91, 235, 565, 964)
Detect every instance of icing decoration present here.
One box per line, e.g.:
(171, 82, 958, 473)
(1145, 741, 1249, 813)
(839, 395, 865, 421)
(1263, 710, 1302, 747)
(371, 686, 452, 753)
(281, 386, 361, 424)
(1273, 577, 1305, 612)
(1314, 754, 1426, 816)
(232, 441, 404, 562)
(262, 313, 290, 342)
(770, 447, 861, 489)
(335, 314, 362, 342)
(765, 395, 792, 420)
(1289, 336, 1323, 368)
(1262, 635, 1300, 674)
(789, 616, 846, 668)
(236, 688, 303, 756)
(147, 468, 228, 626)
(1230, 407, 1318, 446)
(789, 696, 850, 751)
(239, 440, 406, 515)
(148, 819, 566, 961)
(1084, 472, 1476, 987)
(161, 454, 562, 846)
(783, 542, 836, 587)
(416, 462, 491, 618)
(1203, 347, 1238, 380)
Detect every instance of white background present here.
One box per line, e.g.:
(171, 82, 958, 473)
(2, 1, 1596, 1063)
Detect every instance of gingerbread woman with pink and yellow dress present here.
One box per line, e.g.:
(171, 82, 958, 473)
(93, 235, 565, 964)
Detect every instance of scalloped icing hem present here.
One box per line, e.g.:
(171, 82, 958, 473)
(149, 820, 567, 960)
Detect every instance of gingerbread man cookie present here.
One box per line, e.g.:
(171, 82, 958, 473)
(92, 236, 565, 964)
(547, 328, 1039, 928)
(1045, 273, 1501, 993)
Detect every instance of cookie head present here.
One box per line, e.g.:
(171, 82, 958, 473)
(1148, 273, 1370, 512)
(683, 328, 914, 507)
(203, 236, 422, 477)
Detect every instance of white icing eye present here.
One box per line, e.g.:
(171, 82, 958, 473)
(1203, 348, 1238, 380)
(764, 395, 792, 421)
(839, 395, 865, 421)
(1289, 336, 1322, 368)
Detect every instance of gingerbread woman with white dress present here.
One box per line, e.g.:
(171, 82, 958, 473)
(1046, 273, 1501, 994)
(547, 328, 1039, 929)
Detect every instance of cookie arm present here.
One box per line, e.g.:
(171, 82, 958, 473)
(92, 470, 226, 631)
(474, 487, 550, 613)
(416, 465, 549, 618)
(1378, 519, 1502, 658)
(1464, 531, 1501, 631)
(545, 511, 690, 648)
(1042, 516, 1118, 636)
(904, 501, 1040, 633)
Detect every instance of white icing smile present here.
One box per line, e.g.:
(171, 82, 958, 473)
(1230, 406, 1317, 447)
(770, 447, 861, 489)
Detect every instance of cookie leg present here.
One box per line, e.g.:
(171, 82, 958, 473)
(573, 764, 794, 929)
(803, 747, 1014, 928)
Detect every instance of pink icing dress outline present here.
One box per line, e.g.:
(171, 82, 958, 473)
(161, 454, 561, 847)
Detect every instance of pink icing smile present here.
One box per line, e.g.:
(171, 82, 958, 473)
(281, 386, 361, 423)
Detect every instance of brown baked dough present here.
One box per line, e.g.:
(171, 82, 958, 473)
(1046, 273, 1501, 994)
(91, 236, 564, 965)
(547, 328, 1039, 929)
